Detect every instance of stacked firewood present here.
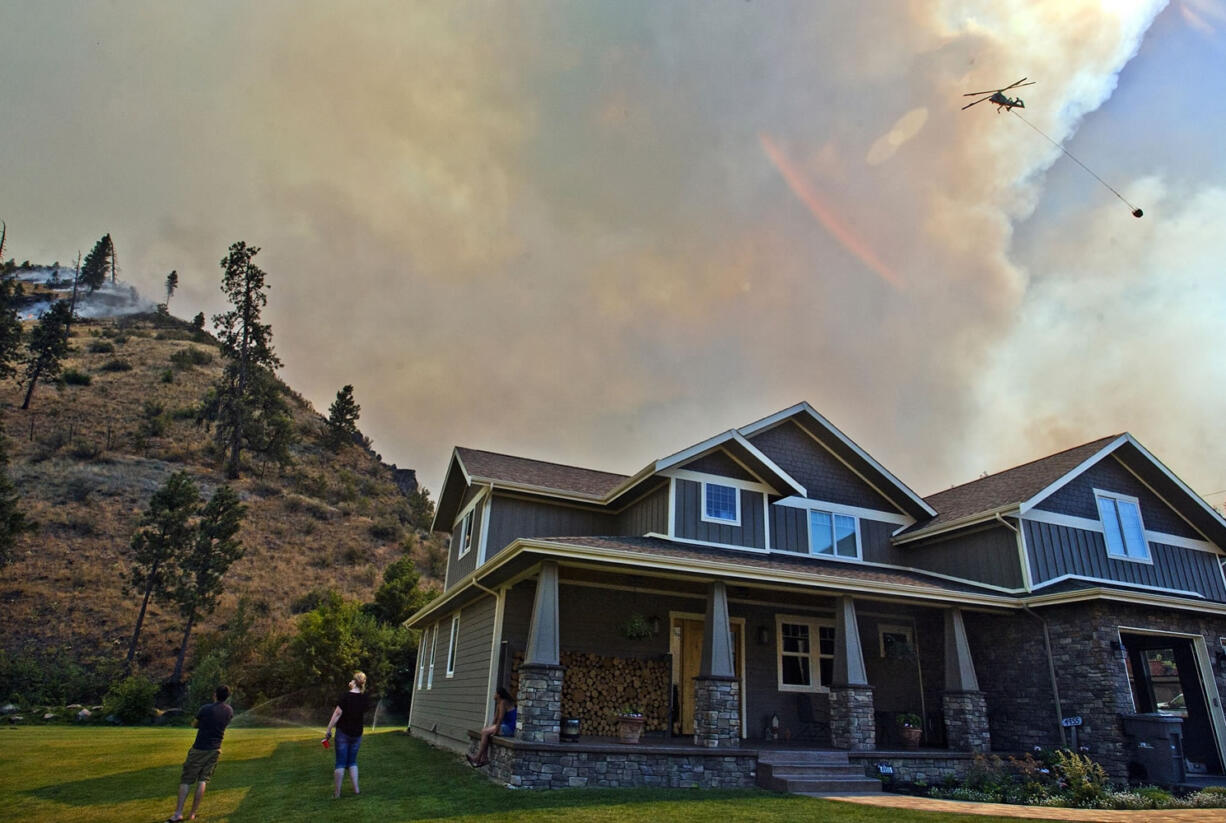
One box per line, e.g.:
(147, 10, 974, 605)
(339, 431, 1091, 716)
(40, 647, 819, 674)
(509, 651, 670, 736)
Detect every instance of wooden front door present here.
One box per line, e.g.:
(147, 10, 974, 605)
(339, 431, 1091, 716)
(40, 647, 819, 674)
(675, 617, 743, 736)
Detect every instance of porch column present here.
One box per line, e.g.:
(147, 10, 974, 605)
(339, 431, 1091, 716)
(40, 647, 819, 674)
(519, 561, 563, 743)
(693, 581, 740, 748)
(829, 596, 875, 751)
(942, 607, 990, 752)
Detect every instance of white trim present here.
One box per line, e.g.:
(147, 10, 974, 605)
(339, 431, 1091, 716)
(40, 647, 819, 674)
(670, 611, 748, 738)
(426, 624, 439, 689)
(775, 613, 834, 693)
(655, 431, 807, 498)
(1023, 509, 1221, 553)
(484, 587, 506, 726)
(738, 402, 935, 517)
(667, 477, 677, 539)
(1030, 573, 1204, 599)
(455, 510, 474, 559)
(893, 505, 1020, 545)
(666, 468, 775, 494)
(775, 495, 913, 527)
(478, 492, 493, 564)
(763, 494, 771, 551)
(1093, 488, 1151, 563)
(1016, 514, 1035, 592)
(445, 613, 461, 677)
(700, 480, 742, 527)
(1019, 436, 1128, 515)
(644, 532, 771, 554)
(1114, 437, 1226, 540)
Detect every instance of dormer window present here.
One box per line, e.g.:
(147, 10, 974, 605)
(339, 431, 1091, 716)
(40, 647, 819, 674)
(701, 482, 740, 525)
(1095, 490, 1149, 561)
(809, 509, 859, 559)
(456, 506, 476, 558)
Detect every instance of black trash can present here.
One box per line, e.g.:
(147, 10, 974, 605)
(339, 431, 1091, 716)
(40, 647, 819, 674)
(1121, 713, 1185, 785)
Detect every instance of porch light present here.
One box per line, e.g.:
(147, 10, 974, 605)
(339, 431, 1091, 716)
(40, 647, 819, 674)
(649, 616, 661, 636)
(758, 626, 771, 645)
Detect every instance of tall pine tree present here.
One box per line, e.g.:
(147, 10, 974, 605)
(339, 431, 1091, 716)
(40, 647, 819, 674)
(0, 221, 24, 381)
(326, 384, 361, 450)
(171, 485, 245, 682)
(79, 233, 114, 292)
(164, 270, 179, 309)
(210, 242, 282, 479)
(20, 300, 72, 410)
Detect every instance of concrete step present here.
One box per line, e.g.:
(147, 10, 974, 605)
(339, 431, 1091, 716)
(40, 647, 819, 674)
(766, 776, 883, 794)
(756, 750, 881, 795)
(757, 750, 853, 765)
(759, 763, 866, 779)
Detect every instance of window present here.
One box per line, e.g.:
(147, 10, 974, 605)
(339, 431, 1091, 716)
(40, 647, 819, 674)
(702, 482, 740, 525)
(426, 624, 439, 689)
(777, 616, 835, 691)
(809, 509, 859, 558)
(416, 633, 428, 689)
(1095, 491, 1149, 561)
(456, 506, 476, 558)
(879, 624, 914, 658)
(445, 614, 461, 677)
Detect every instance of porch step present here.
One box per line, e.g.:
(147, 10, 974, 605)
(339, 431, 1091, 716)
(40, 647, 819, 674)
(757, 750, 882, 796)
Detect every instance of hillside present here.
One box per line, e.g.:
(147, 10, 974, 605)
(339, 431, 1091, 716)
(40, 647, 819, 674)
(1, 301, 445, 682)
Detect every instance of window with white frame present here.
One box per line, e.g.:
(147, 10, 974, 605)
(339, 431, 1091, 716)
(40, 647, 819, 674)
(426, 624, 439, 689)
(456, 506, 477, 558)
(702, 482, 740, 525)
(777, 616, 835, 691)
(445, 614, 461, 677)
(879, 624, 914, 658)
(809, 509, 859, 559)
(1095, 490, 1149, 561)
(417, 633, 428, 689)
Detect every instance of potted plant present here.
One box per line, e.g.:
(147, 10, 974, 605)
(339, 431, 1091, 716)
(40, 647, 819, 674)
(897, 713, 922, 749)
(616, 706, 646, 744)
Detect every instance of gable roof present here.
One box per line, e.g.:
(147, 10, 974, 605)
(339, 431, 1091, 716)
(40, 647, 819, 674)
(456, 447, 628, 498)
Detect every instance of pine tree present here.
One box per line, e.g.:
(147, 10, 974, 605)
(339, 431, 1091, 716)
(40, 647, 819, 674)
(210, 242, 282, 479)
(170, 485, 245, 682)
(20, 300, 72, 410)
(326, 384, 361, 450)
(0, 222, 24, 381)
(0, 429, 34, 568)
(164, 270, 179, 309)
(79, 234, 114, 292)
(125, 472, 200, 671)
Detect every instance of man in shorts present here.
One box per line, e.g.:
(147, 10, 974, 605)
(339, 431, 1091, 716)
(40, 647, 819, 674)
(167, 685, 234, 822)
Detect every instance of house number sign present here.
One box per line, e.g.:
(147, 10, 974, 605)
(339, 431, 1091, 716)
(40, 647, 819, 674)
(1061, 716, 1083, 727)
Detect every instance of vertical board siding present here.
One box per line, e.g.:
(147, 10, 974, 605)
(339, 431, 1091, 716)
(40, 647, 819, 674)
(484, 494, 616, 561)
(1034, 459, 1200, 540)
(747, 420, 895, 511)
(617, 483, 670, 535)
(444, 498, 485, 590)
(410, 595, 498, 744)
(1024, 520, 1226, 602)
(674, 479, 765, 548)
(683, 450, 756, 481)
(878, 524, 1025, 589)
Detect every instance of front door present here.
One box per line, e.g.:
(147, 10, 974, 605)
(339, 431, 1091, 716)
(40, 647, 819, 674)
(674, 616, 743, 736)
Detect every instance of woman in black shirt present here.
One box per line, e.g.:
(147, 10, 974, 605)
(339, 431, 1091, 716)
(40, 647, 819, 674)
(322, 671, 370, 798)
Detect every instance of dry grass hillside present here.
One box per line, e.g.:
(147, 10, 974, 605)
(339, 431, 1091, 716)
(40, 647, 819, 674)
(1, 312, 445, 680)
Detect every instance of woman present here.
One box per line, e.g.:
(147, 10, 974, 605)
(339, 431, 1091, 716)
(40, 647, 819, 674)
(321, 671, 370, 798)
(467, 686, 516, 767)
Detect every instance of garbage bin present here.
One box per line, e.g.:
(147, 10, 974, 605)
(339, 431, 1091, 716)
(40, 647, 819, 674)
(1121, 713, 1185, 785)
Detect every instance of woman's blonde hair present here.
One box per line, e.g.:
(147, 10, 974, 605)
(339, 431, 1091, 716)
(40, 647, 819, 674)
(352, 671, 367, 692)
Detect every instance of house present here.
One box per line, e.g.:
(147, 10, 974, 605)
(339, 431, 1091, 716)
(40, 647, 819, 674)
(406, 402, 1226, 789)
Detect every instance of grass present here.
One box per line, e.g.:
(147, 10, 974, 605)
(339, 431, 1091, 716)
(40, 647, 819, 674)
(0, 726, 1045, 823)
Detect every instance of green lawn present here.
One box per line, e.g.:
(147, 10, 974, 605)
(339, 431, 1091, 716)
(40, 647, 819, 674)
(0, 725, 1035, 822)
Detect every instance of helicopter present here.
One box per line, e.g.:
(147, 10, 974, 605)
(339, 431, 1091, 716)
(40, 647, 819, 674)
(962, 77, 1035, 112)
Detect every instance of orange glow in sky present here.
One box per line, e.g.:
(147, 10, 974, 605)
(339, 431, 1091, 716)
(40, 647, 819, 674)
(759, 134, 904, 290)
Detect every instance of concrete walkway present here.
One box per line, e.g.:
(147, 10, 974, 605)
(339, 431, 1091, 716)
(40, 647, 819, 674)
(830, 793, 1226, 822)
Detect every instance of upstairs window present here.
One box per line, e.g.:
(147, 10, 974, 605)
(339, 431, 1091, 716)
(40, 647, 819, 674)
(809, 509, 859, 559)
(455, 506, 477, 558)
(702, 482, 740, 525)
(1095, 491, 1149, 561)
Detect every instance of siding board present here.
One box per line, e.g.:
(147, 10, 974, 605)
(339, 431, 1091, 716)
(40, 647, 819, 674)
(675, 480, 765, 548)
(410, 596, 498, 745)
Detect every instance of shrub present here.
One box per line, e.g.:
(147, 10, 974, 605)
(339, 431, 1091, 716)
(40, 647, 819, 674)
(88, 340, 115, 354)
(101, 675, 158, 724)
(60, 369, 91, 386)
(100, 358, 132, 372)
(169, 347, 213, 368)
(68, 440, 103, 461)
(368, 519, 402, 542)
(160, 368, 174, 384)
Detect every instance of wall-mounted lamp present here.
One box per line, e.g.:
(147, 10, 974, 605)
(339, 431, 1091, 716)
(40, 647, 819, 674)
(649, 616, 661, 636)
(758, 626, 771, 646)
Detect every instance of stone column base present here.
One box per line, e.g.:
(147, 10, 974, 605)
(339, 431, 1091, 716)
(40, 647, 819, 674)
(944, 690, 990, 752)
(693, 676, 740, 748)
(830, 684, 875, 751)
(517, 663, 564, 743)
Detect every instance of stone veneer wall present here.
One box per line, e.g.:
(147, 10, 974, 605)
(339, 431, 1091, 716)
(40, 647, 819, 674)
(517, 663, 564, 744)
(849, 752, 978, 784)
(693, 676, 740, 748)
(485, 742, 757, 789)
(829, 685, 876, 750)
(968, 601, 1226, 779)
(943, 691, 990, 753)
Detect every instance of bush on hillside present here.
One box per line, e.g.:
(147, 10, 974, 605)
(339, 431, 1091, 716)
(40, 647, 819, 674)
(88, 340, 115, 354)
(101, 674, 158, 724)
(169, 347, 213, 369)
(100, 358, 132, 372)
(60, 369, 91, 386)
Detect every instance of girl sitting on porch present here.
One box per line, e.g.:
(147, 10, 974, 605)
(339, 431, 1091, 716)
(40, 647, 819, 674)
(468, 687, 516, 767)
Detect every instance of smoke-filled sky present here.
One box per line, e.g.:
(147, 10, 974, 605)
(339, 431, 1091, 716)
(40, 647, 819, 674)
(3, 1, 1225, 506)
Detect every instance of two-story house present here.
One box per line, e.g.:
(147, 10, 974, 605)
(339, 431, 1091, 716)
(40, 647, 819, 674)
(407, 403, 1226, 789)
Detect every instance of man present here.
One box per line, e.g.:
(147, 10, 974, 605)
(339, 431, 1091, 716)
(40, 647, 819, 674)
(167, 684, 234, 822)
